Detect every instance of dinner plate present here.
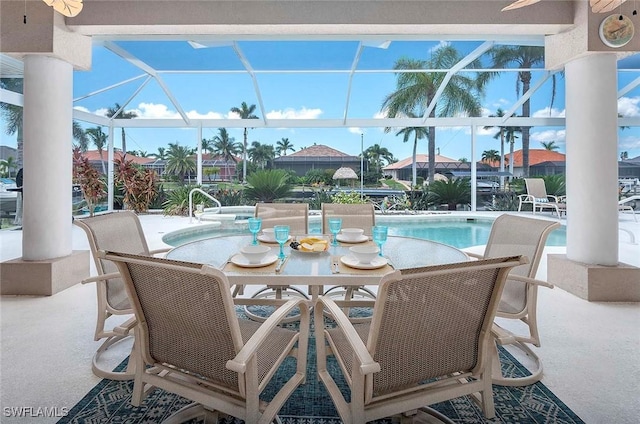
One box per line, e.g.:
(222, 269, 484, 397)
(337, 234, 369, 244)
(230, 254, 278, 268)
(340, 255, 388, 270)
(257, 235, 291, 243)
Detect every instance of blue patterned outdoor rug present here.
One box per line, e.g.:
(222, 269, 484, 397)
(58, 310, 584, 424)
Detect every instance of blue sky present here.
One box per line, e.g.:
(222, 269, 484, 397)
(3, 40, 640, 162)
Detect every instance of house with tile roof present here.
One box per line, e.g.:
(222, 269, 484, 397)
(382, 154, 490, 181)
(273, 144, 360, 176)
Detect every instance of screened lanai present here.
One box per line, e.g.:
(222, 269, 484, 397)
(1, 0, 639, 301)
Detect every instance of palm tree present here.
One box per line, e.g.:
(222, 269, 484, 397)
(364, 144, 395, 174)
(201, 138, 214, 156)
(247, 141, 275, 170)
(275, 138, 295, 156)
(85, 126, 108, 175)
(229, 102, 258, 182)
(382, 45, 487, 184)
(0, 156, 17, 178)
(504, 125, 522, 179)
(155, 147, 166, 160)
(489, 46, 553, 177)
(483, 108, 508, 185)
(620, 151, 629, 161)
(541, 141, 560, 151)
(388, 111, 428, 187)
(482, 149, 500, 165)
(105, 103, 138, 158)
(0, 78, 24, 167)
(165, 143, 196, 184)
(73, 121, 89, 151)
(213, 128, 241, 181)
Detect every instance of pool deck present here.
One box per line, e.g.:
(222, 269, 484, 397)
(1, 211, 639, 423)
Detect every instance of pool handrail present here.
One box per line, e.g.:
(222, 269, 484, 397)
(189, 188, 222, 223)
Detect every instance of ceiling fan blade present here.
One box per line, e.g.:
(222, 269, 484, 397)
(501, 0, 542, 12)
(42, 0, 83, 18)
(590, 0, 626, 13)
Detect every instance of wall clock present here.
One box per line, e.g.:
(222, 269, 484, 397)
(599, 14, 635, 48)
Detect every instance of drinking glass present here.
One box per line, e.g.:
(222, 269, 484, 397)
(274, 225, 290, 259)
(248, 217, 262, 245)
(328, 218, 342, 246)
(372, 225, 388, 256)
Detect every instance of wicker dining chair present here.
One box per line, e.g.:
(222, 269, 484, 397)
(466, 213, 560, 386)
(74, 211, 171, 380)
(101, 250, 309, 424)
(321, 203, 377, 320)
(242, 202, 310, 322)
(315, 256, 526, 424)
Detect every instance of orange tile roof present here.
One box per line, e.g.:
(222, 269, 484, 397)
(81, 150, 154, 165)
(383, 154, 459, 170)
(289, 144, 353, 157)
(505, 149, 565, 167)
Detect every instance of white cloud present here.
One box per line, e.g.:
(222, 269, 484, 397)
(73, 106, 91, 113)
(619, 135, 640, 150)
(429, 41, 450, 53)
(348, 127, 364, 135)
(133, 103, 180, 119)
(532, 107, 565, 118)
(530, 129, 566, 144)
(374, 110, 387, 119)
(618, 96, 640, 117)
(265, 107, 323, 120)
(185, 110, 226, 119)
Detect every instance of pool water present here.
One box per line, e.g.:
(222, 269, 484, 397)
(163, 217, 566, 249)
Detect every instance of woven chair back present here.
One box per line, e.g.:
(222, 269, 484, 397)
(368, 257, 520, 397)
(256, 203, 309, 235)
(482, 214, 560, 314)
(107, 252, 243, 391)
(74, 211, 150, 311)
(321, 203, 376, 236)
(524, 178, 549, 199)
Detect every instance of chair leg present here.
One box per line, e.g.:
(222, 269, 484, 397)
(91, 334, 136, 381)
(244, 286, 308, 323)
(492, 339, 544, 386)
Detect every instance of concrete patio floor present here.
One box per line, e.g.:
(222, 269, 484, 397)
(0, 211, 638, 423)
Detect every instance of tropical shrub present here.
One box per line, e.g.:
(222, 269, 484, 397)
(72, 148, 106, 216)
(540, 174, 566, 197)
(306, 188, 333, 210)
(114, 157, 158, 213)
(214, 188, 246, 206)
(304, 169, 332, 186)
(428, 178, 471, 210)
(484, 191, 520, 211)
(162, 184, 214, 216)
(244, 169, 293, 203)
(331, 191, 369, 204)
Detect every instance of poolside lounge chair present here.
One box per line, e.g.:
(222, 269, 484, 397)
(619, 195, 638, 222)
(101, 250, 309, 424)
(466, 213, 560, 386)
(74, 211, 170, 380)
(315, 256, 526, 424)
(518, 178, 565, 218)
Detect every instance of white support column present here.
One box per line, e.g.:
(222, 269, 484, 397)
(565, 54, 618, 265)
(22, 55, 72, 260)
(197, 125, 203, 185)
(107, 124, 115, 211)
(470, 125, 477, 212)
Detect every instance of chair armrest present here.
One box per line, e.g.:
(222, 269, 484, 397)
(317, 296, 380, 375)
(226, 298, 310, 374)
(547, 195, 559, 203)
(518, 194, 534, 202)
(465, 251, 484, 260)
(149, 247, 171, 256)
(81, 272, 120, 284)
(508, 274, 554, 289)
(113, 316, 137, 336)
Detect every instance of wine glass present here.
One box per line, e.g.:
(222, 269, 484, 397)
(328, 218, 342, 246)
(274, 225, 290, 259)
(372, 225, 388, 257)
(248, 217, 262, 245)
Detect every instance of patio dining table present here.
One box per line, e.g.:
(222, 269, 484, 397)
(166, 235, 469, 299)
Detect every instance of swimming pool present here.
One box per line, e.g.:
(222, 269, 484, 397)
(162, 215, 567, 249)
